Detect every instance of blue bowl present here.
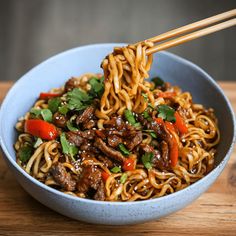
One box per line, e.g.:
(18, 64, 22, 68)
(0, 44, 235, 225)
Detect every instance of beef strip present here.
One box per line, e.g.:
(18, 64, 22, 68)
(83, 119, 96, 129)
(125, 131, 143, 150)
(94, 181, 106, 201)
(66, 131, 85, 147)
(76, 106, 95, 125)
(94, 137, 125, 163)
(65, 77, 80, 92)
(53, 112, 67, 128)
(50, 162, 76, 191)
(77, 165, 102, 194)
(97, 155, 114, 168)
(107, 134, 122, 148)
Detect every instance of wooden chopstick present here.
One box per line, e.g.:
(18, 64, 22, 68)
(145, 9, 236, 44)
(146, 18, 236, 55)
(142, 9, 236, 55)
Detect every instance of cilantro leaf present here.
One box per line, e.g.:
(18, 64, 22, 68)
(141, 152, 154, 169)
(152, 77, 164, 87)
(58, 105, 69, 115)
(89, 77, 104, 98)
(48, 97, 61, 113)
(18, 145, 33, 162)
(124, 109, 136, 125)
(110, 166, 121, 173)
(118, 143, 130, 155)
(67, 88, 92, 111)
(60, 133, 78, 161)
(157, 105, 176, 122)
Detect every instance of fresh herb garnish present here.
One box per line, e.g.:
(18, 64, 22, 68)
(41, 109, 53, 122)
(141, 152, 154, 169)
(89, 77, 104, 98)
(34, 138, 43, 148)
(142, 92, 148, 102)
(110, 166, 121, 173)
(30, 108, 41, 117)
(120, 173, 128, 184)
(118, 143, 130, 155)
(58, 105, 69, 115)
(150, 132, 157, 138)
(48, 97, 61, 113)
(157, 104, 176, 122)
(152, 77, 164, 87)
(60, 133, 78, 161)
(124, 109, 137, 125)
(67, 88, 92, 111)
(18, 145, 33, 162)
(66, 120, 79, 131)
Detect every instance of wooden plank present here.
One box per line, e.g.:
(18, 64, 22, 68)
(0, 81, 235, 235)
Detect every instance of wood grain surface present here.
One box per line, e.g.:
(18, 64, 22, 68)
(0, 81, 235, 236)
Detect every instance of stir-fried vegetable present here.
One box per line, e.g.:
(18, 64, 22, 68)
(174, 111, 188, 134)
(25, 119, 58, 140)
(120, 173, 128, 184)
(60, 133, 78, 161)
(48, 97, 61, 113)
(18, 145, 33, 162)
(39, 92, 61, 100)
(157, 104, 176, 122)
(40, 109, 53, 122)
(141, 152, 154, 169)
(110, 166, 121, 173)
(89, 77, 104, 98)
(123, 157, 136, 171)
(118, 143, 130, 155)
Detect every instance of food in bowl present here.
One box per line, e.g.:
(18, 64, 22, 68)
(14, 42, 220, 201)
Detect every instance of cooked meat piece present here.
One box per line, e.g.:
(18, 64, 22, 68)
(107, 134, 122, 148)
(94, 137, 125, 163)
(83, 119, 96, 129)
(104, 116, 125, 130)
(64, 77, 80, 92)
(50, 162, 76, 191)
(80, 142, 100, 154)
(94, 181, 106, 201)
(53, 112, 67, 128)
(77, 166, 102, 193)
(66, 131, 85, 147)
(160, 141, 169, 164)
(76, 106, 95, 125)
(140, 144, 154, 153)
(126, 131, 142, 150)
(97, 155, 114, 168)
(74, 130, 95, 139)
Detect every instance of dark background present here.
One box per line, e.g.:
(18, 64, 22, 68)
(1, 0, 235, 81)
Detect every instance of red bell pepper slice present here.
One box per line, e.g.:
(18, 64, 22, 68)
(158, 91, 176, 98)
(101, 171, 110, 182)
(123, 157, 136, 171)
(174, 111, 188, 134)
(39, 92, 61, 100)
(25, 119, 58, 140)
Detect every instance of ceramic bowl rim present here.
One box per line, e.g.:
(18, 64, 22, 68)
(0, 43, 235, 206)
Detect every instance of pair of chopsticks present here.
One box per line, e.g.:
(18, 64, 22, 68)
(140, 9, 236, 55)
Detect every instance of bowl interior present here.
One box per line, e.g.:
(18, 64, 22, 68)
(0, 43, 235, 170)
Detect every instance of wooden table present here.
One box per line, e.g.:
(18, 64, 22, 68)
(0, 82, 235, 236)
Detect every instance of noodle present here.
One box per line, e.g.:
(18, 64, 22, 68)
(14, 42, 220, 201)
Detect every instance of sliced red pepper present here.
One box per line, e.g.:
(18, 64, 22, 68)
(101, 171, 110, 181)
(158, 91, 176, 98)
(39, 92, 61, 100)
(165, 121, 179, 167)
(123, 157, 136, 171)
(174, 111, 188, 134)
(25, 119, 58, 140)
(155, 117, 164, 126)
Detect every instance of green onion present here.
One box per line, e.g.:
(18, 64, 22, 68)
(18, 145, 33, 162)
(41, 109, 53, 122)
(124, 109, 136, 125)
(150, 132, 157, 138)
(60, 133, 78, 161)
(66, 120, 79, 131)
(48, 97, 61, 113)
(118, 143, 130, 155)
(143, 110, 151, 119)
(120, 173, 128, 184)
(110, 166, 121, 173)
(141, 152, 154, 170)
(30, 108, 41, 117)
(34, 138, 43, 148)
(142, 92, 148, 102)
